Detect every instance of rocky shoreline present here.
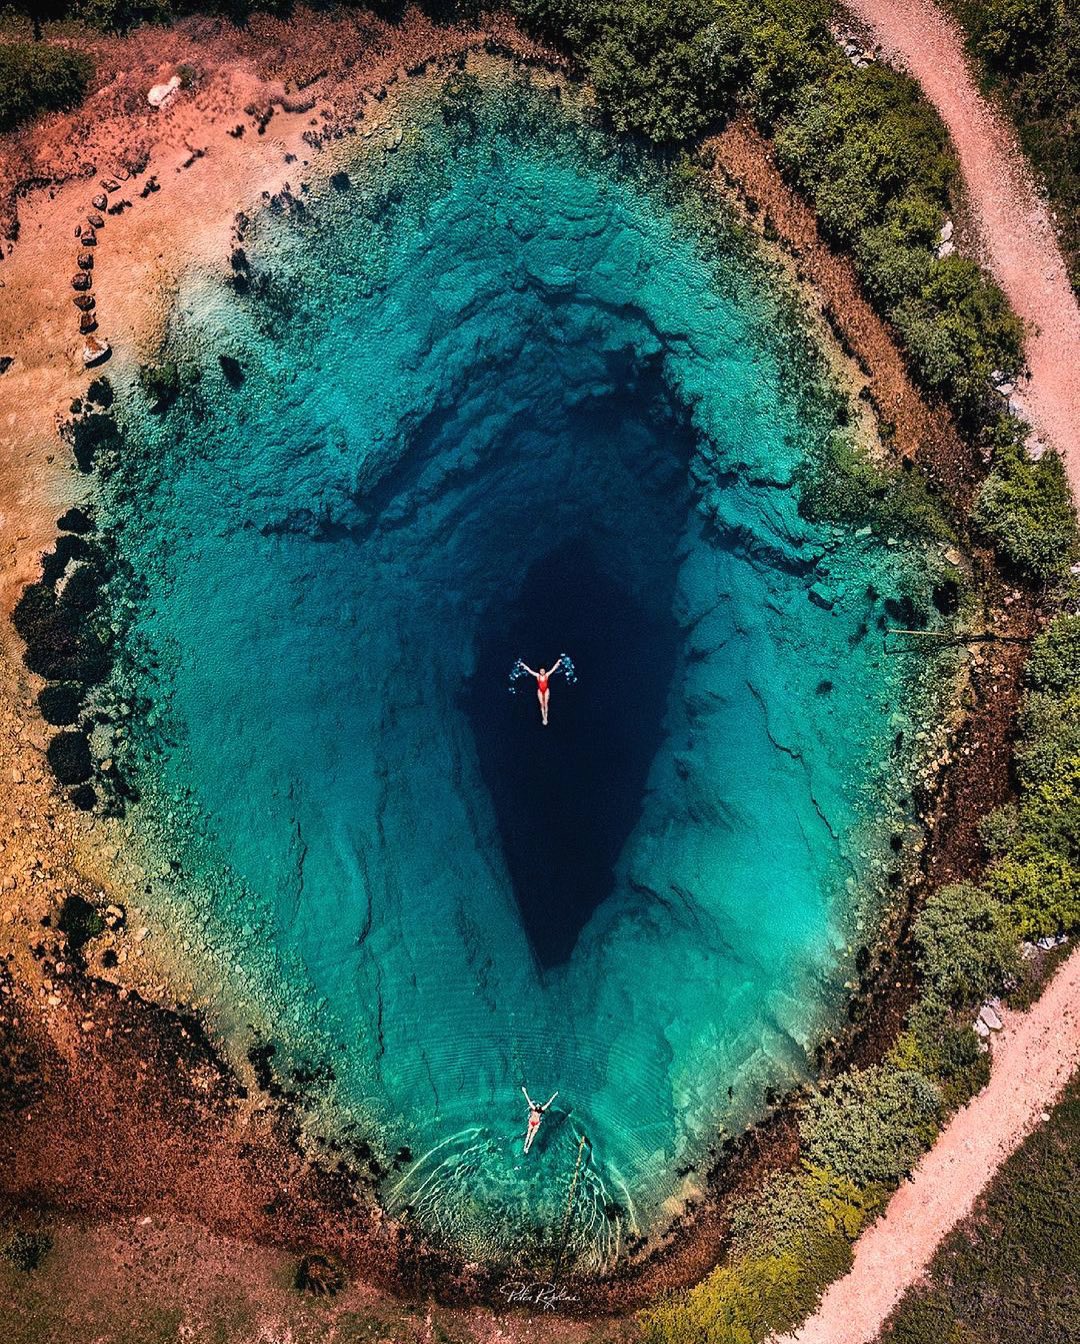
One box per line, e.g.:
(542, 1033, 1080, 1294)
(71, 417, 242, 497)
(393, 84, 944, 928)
(0, 4, 1048, 1330)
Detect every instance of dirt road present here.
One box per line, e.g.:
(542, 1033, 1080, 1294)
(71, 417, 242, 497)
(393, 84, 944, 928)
(844, 0, 1080, 496)
(775, 945, 1080, 1344)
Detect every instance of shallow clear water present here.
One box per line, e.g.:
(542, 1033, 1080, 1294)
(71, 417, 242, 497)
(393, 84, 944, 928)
(103, 73, 936, 1267)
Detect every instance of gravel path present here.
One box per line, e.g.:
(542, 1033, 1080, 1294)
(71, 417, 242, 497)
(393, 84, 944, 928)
(774, 945, 1080, 1344)
(843, 0, 1080, 497)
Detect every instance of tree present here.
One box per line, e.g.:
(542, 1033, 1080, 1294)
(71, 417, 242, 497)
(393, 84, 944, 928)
(912, 882, 1018, 1010)
(801, 1066, 941, 1185)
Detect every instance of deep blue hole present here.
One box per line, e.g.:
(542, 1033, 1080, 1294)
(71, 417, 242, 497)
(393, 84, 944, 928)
(465, 532, 683, 969)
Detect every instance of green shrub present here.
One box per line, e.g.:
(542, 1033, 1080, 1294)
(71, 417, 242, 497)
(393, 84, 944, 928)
(912, 882, 1019, 1011)
(972, 0, 1061, 73)
(972, 615, 1080, 938)
(737, 1, 835, 125)
(729, 1164, 885, 1260)
(641, 1164, 883, 1343)
(0, 42, 94, 132)
(775, 66, 954, 245)
(801, 1065, 941, 1185)
(1, 1229, 53, 1272)
(893, 257, 1024, 419)
(984, 851, 1080, 936)
(641, 1243, 847, 1344)
(973, 421, 1079, 581)
(890, 1008, 992, 1111)
(1026, 614, 1080, 693)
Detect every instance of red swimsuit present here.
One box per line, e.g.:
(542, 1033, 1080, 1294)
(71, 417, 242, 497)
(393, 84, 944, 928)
(537, 673, 549, 694)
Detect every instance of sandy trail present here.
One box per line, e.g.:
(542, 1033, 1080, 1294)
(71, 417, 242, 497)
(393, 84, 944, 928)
(774, 944, 1080, 1344)
(843, 0, 1080, 497)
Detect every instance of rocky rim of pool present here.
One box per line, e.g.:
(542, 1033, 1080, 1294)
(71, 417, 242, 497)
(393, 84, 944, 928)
(26, 62, 969, 1277)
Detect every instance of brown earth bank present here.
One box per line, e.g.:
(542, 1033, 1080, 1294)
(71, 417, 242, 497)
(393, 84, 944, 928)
(0, 4, 1051, 1333)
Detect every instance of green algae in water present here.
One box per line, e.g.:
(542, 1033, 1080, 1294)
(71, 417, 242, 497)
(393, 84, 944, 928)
(100, 72, 952, 1268)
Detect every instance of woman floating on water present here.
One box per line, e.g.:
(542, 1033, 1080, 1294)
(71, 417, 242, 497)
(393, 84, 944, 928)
(510, 654, 576, 726)
(521, 1086, 558, 1154)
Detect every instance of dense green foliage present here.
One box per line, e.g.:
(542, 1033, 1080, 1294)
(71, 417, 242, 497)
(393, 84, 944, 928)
(0, 41, 93, 132)
(800, 1065, 941, 1186)
(947, 0, 1080, 292)
(912, 882, 1019, 1013)
(973, 418, 1080, 583)
(979, 616, 1080, 936)
(881, 1069, 1080, 1344)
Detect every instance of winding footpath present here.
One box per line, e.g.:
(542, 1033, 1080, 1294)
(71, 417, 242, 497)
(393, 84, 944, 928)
(774, 945, 1080, 1344)
(844, 0, 1080, 497)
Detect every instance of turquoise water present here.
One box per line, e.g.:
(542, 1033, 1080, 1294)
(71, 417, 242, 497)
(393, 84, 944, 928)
(101, 73, 940, 1267)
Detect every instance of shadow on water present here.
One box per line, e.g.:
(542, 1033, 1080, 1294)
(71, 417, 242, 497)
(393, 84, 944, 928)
(465, 539, 681, 969)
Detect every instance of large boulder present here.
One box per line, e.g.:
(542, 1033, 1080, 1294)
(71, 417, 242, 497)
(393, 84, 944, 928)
(83, 337, 111, 367)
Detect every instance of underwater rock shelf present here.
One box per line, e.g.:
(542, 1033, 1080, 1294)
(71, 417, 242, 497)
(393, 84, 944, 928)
(97, 73, 945, 1268)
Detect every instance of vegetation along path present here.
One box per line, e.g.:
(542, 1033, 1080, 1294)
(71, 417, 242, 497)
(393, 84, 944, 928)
(844, 0, 1080, 494)
(773, 945, 1080, 1344)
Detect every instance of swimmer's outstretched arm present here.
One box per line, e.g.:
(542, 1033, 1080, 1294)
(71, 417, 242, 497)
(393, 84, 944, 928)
(550, 658, 562, 673)
(522, 1085, 536, 1108)
(520, 663, 538, 678)
(541, 1091, 558, 1111)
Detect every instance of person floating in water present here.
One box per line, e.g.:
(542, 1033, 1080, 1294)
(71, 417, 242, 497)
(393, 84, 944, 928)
(519, 658, 562, 726)
(508, 654, 577, 724)
(521, 1086, 558, 1154)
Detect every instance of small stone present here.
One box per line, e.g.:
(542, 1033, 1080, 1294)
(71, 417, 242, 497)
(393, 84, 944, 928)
(73, 294, 96, 311)
(77, 251, 94, 270)
(82, 229, 97, 246)
(86, 213, 104, 229)
(148, 76, 182, 109)
(79, 313, 98, 334)
(995, 382, 1014, 397)
(71, 273, 92, 291)
(91, 193, 108, 211)
(936, 240, 955, 260)
(940, 218, 954, 242)
(11, 766, 24, 784)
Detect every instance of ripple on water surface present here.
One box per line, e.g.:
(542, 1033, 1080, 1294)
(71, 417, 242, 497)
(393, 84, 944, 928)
(102, 71, 946, 1267)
